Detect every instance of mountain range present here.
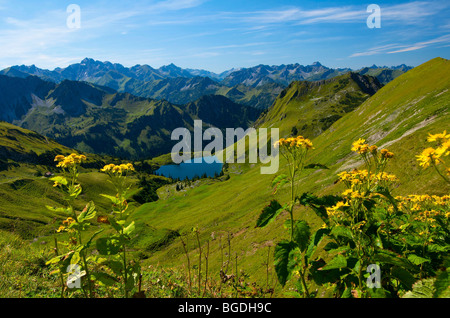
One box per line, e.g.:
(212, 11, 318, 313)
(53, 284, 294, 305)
(0, 58, 412, 109)
(0, 74, 261, 160)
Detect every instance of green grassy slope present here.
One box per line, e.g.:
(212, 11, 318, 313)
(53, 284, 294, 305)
(254, 72, 382, 139)
(0, 121, 123, 238)
(129, 57, 449, 292)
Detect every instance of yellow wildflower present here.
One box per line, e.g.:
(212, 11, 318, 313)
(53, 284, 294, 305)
(351, 138, 370, 154)
(416, 147, 441, 168)
(427, 130, 450, 143)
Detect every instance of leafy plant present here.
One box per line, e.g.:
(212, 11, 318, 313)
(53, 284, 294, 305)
(96, 163, 142, 298)
(256, 136, 322, 297)
(46, 153, 101, 298)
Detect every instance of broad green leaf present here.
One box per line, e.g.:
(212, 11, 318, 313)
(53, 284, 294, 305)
(374, 251, 418, 272)
(391, 266, 415, 290)
(104, 260, 123, 276)
(256, 200, 284, 228)
(330, 225, 353, 240)
(403, 278, 436, 298)
(274, 240, 297, 286)
(92, 272, 118, 287)
(407, 254, 431, 266)
(287, 247, 302, 276)
(293, 220, 310, 252)
(96, 237, 121, 255)
(320, 254, 347, 271)
(297, 193, 341, 225)
(306, 228, 331, 259)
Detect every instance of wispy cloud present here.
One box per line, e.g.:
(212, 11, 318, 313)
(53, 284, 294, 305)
(350, 33, 450, 57)
(387, 34, 450, 54)
(241, 1, 448, 26)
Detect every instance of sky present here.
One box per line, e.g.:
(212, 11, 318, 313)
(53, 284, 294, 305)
(0, 0, 449, 73)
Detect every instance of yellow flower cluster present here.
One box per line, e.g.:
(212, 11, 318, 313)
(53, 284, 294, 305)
(326, 201, 349, 217)
(101, 163, 135, 174)
(338, 169, 397, 186)
(56, 217, 76, 232)
(417, 131, 450, 172)
(351, 138, 394, 158)
(54, 153, 87, 168)
(275, 136, 314, 149)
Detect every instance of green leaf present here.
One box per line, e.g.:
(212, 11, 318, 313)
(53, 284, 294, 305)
(293, 220, 310, 252)
(304, 163, 329, 170)
(341, 288, 353, 298)
(391, 266, 415, 290)
(100, 194, 121, 205)
(403, 278, 436, 298)
(271, 174, 289, 194)
(306, 228, 330, 259)
(69, 184, 82, 198)
(81, 229, 104, 252)
(108, 217, 124, 232)
(256, 200, 285, 228)
(330, 225, 353, 240)
(297, 193, 341, 226)
(96, 237, 121, 255)
(105, 260, 124, 276)
(434, 269, 450, 298)
(374, 251, 418, 272)
(320, 254, 347, 271)
(271, 174, 288, 188)
(46, 206, 67, 214)
(122, 221, 135, 237)
(70, 251, 80, 265)
(46, 255, 65, 265)
(274, 240, 297, 286)
(78, 201, 96, 222)
(407, 254, 431, 266)
(92, 272, 118, 287)
(50, 176, 68, 186)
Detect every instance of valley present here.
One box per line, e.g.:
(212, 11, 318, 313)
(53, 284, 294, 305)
(0, 57, 448, 299)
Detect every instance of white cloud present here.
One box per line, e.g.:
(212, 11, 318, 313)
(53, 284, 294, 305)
(387, 33, 450, 54)
(242, 1, 449, 26)
(350, 33, 450, 57)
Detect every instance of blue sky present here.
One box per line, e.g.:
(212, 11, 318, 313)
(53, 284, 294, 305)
(0, 0, 449, 73)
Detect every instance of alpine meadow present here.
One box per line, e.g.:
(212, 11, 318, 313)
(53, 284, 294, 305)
(0, 0, 448, 304)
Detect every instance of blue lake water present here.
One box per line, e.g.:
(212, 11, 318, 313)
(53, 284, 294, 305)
(155, 156, 223, 180)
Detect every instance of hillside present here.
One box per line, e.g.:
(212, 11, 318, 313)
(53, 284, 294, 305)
(0, 121, 114, 238)
(255, 72, 382, 139)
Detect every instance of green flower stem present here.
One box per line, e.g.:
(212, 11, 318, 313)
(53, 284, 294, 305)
(432, 162, 450, 184)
